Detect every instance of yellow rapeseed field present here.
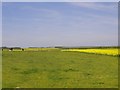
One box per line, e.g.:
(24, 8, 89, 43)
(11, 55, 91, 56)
(61, 48, 119, 56)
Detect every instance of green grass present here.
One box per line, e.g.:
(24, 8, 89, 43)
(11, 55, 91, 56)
(0, 51, 2, 89)
(2, 50, 118, 88)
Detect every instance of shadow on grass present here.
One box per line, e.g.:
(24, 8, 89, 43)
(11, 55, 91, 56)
(20, 68, 38, 75)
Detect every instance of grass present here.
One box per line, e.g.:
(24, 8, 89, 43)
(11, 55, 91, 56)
(2, 50, 118, 88)
(0, 51, 2, 89)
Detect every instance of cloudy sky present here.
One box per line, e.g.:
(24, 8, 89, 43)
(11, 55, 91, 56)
(2, 2, 118, 47)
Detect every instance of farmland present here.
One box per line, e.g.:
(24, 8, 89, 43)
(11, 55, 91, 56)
(61, 48, 119, 56)
(2, 48, 118, 88)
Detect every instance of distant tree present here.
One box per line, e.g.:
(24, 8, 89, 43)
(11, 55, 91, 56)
(9, 48, 13, 51)
(2, 47, 8, 49)
(22, 48, 24, 51)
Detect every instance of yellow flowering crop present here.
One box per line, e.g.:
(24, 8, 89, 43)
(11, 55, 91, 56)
(61, 48, 119, 56)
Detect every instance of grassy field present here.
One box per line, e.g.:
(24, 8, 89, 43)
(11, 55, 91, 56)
(0, 51, 2, 89)
(2, 49, 118, 88)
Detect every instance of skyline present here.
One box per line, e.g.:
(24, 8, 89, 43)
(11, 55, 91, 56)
(2, 2, 118, 47)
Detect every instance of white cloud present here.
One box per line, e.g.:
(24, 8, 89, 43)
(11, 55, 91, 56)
(69, 2, 118, 12)
(20, 6, 63, 20)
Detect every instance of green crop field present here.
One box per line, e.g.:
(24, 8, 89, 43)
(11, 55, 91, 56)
(2, 49, 118, 88)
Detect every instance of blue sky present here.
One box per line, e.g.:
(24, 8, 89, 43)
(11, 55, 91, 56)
(2, 2, 118, 47)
